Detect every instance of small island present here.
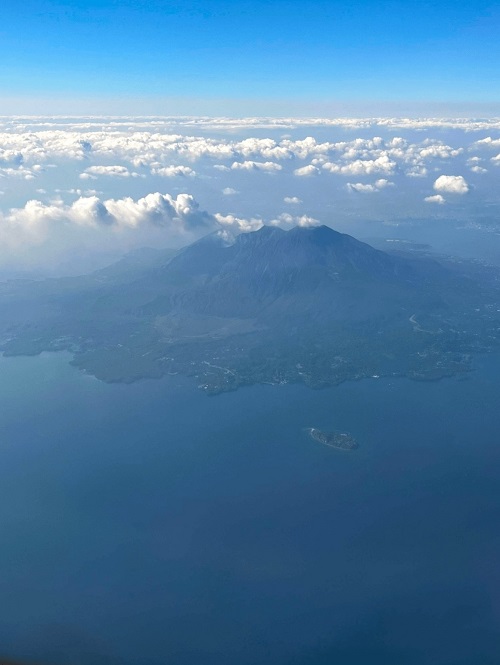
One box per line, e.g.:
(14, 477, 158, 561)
(308, 427, 359, 450)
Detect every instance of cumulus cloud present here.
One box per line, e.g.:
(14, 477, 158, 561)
(214, 210, 319, 238)
(230, 160, 282, 172)
(433, 175, 469, 195)
(0, 192, 220, 273)
(214, 212, 263, 235)
(472, 137, 500, 149)
(151, 165, 196, 177)
(425, 194, 446, 204)
(0, 179, 327, 272)
(294, 164, 320, 177)
(0, 149, 24, 166)
(222, 187, 238, 195)
(270, 213, 319, 228)
(323, 155, 396, 176)
(0, 192, 215, 247)
(80, 165, 142, 179)
(405, 166, 428, 177)
(284, 196, 302, 204)
(346, 178, 394, 193)
(0, 121, 478, 194)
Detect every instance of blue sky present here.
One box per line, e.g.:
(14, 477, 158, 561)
(1, 0, 500, 113)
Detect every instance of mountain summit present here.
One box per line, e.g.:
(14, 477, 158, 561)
(144, 224, 419, 321)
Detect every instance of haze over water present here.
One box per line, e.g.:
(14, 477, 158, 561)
(1, 347, 499, 665)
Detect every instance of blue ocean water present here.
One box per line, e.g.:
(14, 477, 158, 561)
(1, 351, 500, 665)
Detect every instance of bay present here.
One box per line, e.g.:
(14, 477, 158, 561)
(0, 351, 499, 665)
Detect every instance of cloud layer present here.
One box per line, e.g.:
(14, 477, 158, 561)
(0, 115, 497, 275)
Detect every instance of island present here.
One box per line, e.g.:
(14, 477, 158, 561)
(1, 224, 499, 394)
(308, 427, 359, 450)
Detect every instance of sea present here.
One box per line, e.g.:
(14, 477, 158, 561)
(0, 349, 499, 665)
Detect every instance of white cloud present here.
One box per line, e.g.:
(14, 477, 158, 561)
(214, 210, 319, 238)
(323, 154, 396, 176)
(222, 187, 238, 195)
(346, 178, 394, 193)
(418, 144, 462, 159)
(1, 192, 215, 241)
(473, 137, 500, 149)
(405, 166, 428, 177)
(425, 194, 446, 204)
(433, 175, 469, 195)
(80, 165, 142, 179)
(270, 213, 319, 228)
(294, 164, 320, 177)
(284, 196, 302, 204)
(0, 149, 24, 166)
(0, 192, 221, 273)
(214, 212, 263, 234)
(151, 165, 196, 177)
(230, 160, 282, 172)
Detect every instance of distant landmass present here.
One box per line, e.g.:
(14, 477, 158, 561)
(1, 225, 499, 394)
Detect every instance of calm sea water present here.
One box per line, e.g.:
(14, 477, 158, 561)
(1, 351, 500, 665)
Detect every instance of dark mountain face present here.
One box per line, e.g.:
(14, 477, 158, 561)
(163, 225, 409, 285)
(145, 225, 424, 321)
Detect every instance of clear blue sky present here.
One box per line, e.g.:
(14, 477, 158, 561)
(1, 0, 499, 114)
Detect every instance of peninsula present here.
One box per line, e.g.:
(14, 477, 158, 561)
(1, 225, 499, 394)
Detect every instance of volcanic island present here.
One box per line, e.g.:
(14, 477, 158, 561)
(308, 428, 359, 450)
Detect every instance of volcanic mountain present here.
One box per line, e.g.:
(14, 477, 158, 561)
(135, 224, 430, 322)
(0, 224, 498, 392)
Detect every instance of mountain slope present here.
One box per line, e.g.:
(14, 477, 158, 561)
(138, 225, 428, 322)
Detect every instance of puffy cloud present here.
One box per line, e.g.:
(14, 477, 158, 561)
(294, 164, 320, 177)
(151, 165, 196, 177)
(0, 192, 215, 243)
(346, 178, 394, 193)
(323, 154, 396, 176)
(405, 166, 428, 177)
(466, 156, 488, 173)
(0, 166, 38, 180)
(230, 160, 282, 172)
(80, 165, 142, 179)
(418, 144, 462, 159)
(284, 196, 302, 204)
(270, 213, 319, 228)
(424, 194, 446, 204)
(433, 175, 469, 195)
(214, 212, 263, 235)
(0, 149, 23, 166)
(472, 137, 500, 149)
(214, 211, 319, 238)
(0, 191, 220, 273)
(222, 187, 238, 195)
(0, 121, 479, 189)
